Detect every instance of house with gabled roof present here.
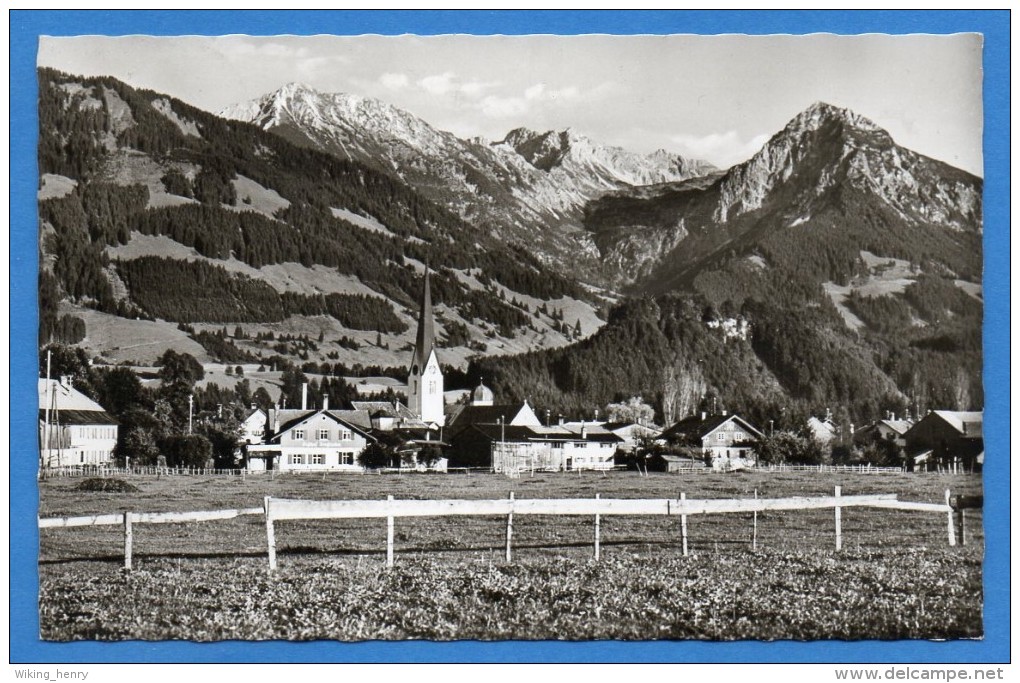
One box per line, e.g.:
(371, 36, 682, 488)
(661, 412, 764, 471)
(39, 377, 119, 468)
(245, 403, 375, 472)
(904, 410, 983, 472)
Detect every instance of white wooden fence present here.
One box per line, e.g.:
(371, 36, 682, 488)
(39, 489, 966, 571)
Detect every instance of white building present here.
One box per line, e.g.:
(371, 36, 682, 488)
(38, 377, 118, 468)
(245, 403, 374, 472)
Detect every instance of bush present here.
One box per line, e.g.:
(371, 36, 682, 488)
(357, 442, 393, 470)
(159, 434, 213, 468)
(74, 478, 140, 493)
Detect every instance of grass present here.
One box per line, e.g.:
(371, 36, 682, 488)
(38, 470, 983, 641)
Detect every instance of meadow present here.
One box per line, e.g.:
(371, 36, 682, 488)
(38, 470, 983, 641)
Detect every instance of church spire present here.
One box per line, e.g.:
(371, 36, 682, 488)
(411, 265, 435, 372)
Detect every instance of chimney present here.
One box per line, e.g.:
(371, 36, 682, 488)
(558, 415, 565, 427)
(594, 409, 599, 421)
(60, 375, 71, 389)
(701, 411, 707, 421)
(301, 383, 308, 410)
(580, 421, 587, 439)
(323, 396, 329, 412)
(722, 409, 728, 417)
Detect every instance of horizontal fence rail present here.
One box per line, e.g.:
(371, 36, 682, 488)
(39, 490, 969, 571)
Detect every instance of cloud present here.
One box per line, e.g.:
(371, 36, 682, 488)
(479, 94, 530, 119)
(419, 72, 456, 95)
(217, 39, 310, 60)
(380, 72, 409, 90)
(417, 72, 497, 98)
(669, 131, 771, 167)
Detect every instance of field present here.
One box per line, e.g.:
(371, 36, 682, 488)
(38, 470, 983, 641)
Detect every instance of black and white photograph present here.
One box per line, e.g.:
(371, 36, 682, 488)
(34, 31, 986, 643)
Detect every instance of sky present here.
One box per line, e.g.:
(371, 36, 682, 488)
(37, 33, 984, 175)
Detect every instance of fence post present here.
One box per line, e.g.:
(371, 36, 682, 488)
(958, 508, 966, 546)
(505, 491, 514, 562)
(945, 489, 956, 547)
(834, 486, 842, 551)
(386, 495, 394, 567)
(680, 492, 689, 557)
(264, 496, 277, 571)
(594, 493, 601, 561)
(752, 489, 758, 551)
(123, 511, 133, 571)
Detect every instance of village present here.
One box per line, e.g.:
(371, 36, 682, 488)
(39, 269, 984, 479)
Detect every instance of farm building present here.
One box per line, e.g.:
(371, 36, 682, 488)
(245, 404, 375, 472)
(661, 413, 764, 471)
(904, 410, 983, 472)
(38, 377, 119, 468)
(446, 422, 623, 471)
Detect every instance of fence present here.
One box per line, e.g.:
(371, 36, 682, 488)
(39, 489, 979, 571)
(40, 465, 246, 478)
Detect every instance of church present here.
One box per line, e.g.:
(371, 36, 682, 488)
(406, 266, 445, 426)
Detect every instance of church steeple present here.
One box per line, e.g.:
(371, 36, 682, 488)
(410, 265, 435, 374)
(407, 265, 445, 425)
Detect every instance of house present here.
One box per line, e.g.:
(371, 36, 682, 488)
(904, 410, 983, 472)
(446, 422, 622, 471)
(661, 412, 764, 471)
(602, 421, 661, 452)
(240, 408, 267, 445)
(446, 399, 542, 429)
(806, 415, 838, 446)
(853, 416, 912, 449)
(350, 401, 426, 431)
(38, 377, 119, 468)
(245, 401, 375, 472)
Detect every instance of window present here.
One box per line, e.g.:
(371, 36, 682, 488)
(734, 432, 744, 441)
(429, 381, 436, 394)
(340, 429, 352, 441)
(289, 454, 304, 465)
(552, 442, 563, 449)
(293, 430, 305, 440)
(319, 429, 330, 441)
(716, 432, 726, 441)
(311, 453, 325, 465)
(339, 452, 353, 465)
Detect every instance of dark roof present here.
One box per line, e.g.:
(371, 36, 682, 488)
(447, 403, 529, 426)
(39, 409, 118, 426)
(269, 409, 375, 443)
(662, 414, 762, 443)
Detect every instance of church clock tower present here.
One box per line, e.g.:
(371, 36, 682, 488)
(407, 266, 445, 425)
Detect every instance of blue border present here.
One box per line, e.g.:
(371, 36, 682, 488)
(11, 10, 1009, 664)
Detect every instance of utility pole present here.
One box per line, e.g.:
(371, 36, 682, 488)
(42, 349, 52, 471)
(188, 395, 194, 434)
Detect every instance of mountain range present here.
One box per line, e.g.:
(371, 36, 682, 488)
(220, 83, 716, 278)
(37, 69, 984, 422)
